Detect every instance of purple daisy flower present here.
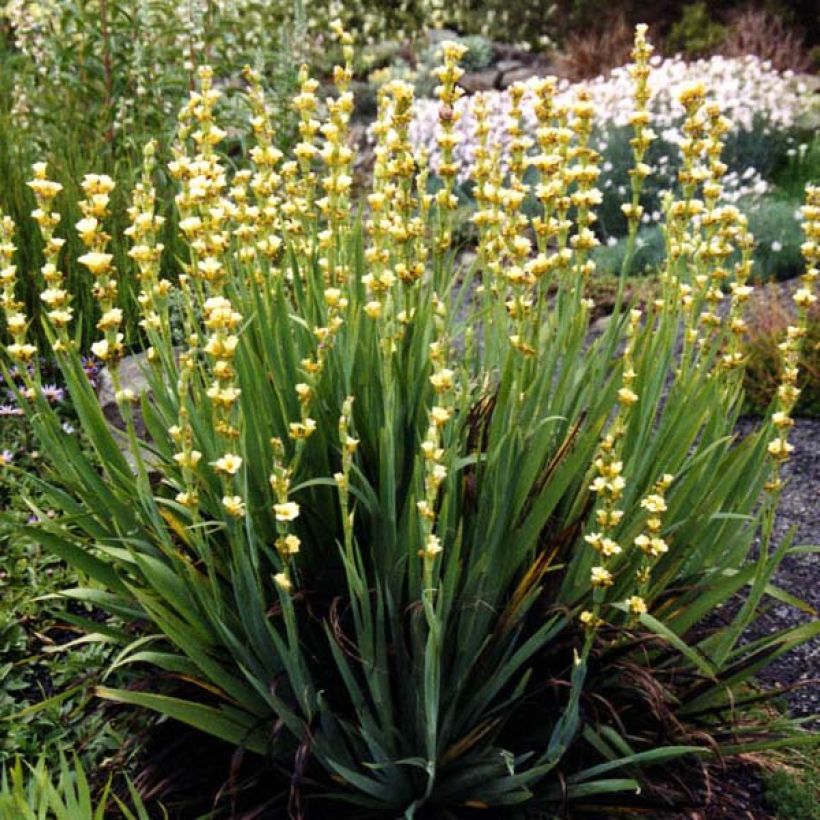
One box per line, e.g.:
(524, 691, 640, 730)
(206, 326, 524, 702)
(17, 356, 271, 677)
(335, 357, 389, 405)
(0, 450, 14, 466)
(41, 383, 65, 403)
(0, 403, 23, 416)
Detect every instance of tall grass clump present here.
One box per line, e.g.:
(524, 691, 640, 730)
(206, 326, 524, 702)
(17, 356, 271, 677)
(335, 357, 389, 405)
(1, 25, 818, 816)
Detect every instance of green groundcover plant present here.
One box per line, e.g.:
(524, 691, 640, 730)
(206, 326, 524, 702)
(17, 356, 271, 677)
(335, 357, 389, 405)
(1, 25, 818, 816)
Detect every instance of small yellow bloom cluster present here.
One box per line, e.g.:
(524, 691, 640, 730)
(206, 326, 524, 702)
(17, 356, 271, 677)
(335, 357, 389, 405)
(659, 84, 753, 376)
(367, 79, 426, 301)
(502, 84, 539, 354)
(0, 211, 37, 365)
(765, 186, 819, 491)
(417, 342, 456, 573)
(566, 88, 601, 280)
(126, 141, 170, 346)
(469, 92, 498, 271)
(76, 174, 124, 368)
(580, 310, 643, 627)
(432, 40, 467, 254)
(300, 284, 348, 390)
(242, 66, 284, 276)
(584, 447, 625, 599)
(289, 65, 321, 239)
(530, 78, 569, 257)
(721, 219, 756, 371)
(335, 397, 359, 550)
(270, 436, 301, 593)
(364, 79, 426, 322)
(203, 295, 242, 441)
(171, 351, 201, 509)
(28, 163, 70, 346)
(631, 472, 674, 601)
(170, 66, 230, 298)
(622, 24, 656, 232)
(318, 20, 356, 286)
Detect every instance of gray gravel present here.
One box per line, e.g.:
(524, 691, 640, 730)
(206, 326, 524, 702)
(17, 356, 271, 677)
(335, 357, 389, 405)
(736, 415, 820, 720)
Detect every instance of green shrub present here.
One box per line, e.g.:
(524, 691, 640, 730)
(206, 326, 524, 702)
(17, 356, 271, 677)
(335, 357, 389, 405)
(666, 3, 727, 56)
(745, 198, 806, 282)
(1, 30, 817, 816)
(457, 34, 494, 71)
(593, 226, 666, 277)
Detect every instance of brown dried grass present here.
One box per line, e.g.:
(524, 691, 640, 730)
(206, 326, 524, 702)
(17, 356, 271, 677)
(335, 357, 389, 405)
(722, 7, 813, 73)
(555, 14, 635, 80)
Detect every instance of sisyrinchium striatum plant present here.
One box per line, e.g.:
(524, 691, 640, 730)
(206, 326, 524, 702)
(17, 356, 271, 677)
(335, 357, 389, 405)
(1, 24, 818, 816)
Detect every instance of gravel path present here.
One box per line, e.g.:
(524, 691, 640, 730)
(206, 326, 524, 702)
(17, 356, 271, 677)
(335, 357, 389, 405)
(736, 415, 820, 720)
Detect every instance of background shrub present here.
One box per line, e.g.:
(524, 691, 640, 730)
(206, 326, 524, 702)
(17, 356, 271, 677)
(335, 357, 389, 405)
(742, 285, 820, 417)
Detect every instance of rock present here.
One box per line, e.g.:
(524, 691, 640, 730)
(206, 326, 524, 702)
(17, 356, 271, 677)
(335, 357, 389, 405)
(495, 59, 524, 74)
(97, 350, 154, 437)
(460, 69, 500, 93)
(499, 65, 547, 88)
(97, 350, 166, 475)
(426, 28, 459, 45)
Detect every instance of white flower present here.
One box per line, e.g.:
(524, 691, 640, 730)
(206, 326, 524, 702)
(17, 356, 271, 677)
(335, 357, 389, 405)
(771, 241, 782, 253)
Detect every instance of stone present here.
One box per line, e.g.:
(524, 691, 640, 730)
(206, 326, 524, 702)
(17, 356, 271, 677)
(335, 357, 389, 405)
(97, 350, 166, 475)
(499, 65, 547, 88)
(460, 69, 500, 93)
(97, 350, 154, 436)
(495, 59, 524, 74)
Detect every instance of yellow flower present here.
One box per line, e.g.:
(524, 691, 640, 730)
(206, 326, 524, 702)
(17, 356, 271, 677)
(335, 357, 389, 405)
(430, 369, 455, 393)
(793, 288, 816, 308)
(430, 406, 451, 426)
(212, 453, 243, 475)
(75, 217, 99, 245)
(579, 610, 603, 628)
(173, 450, 202, 469)
(584, 532, 603, 551)
(641, 494, 667, 513)
(222, 495, 246, 517)
(590, 566, 613, 587)
(274, 501, 300, 522)
(78, 252, 113, 276)
(767, 437, 794, 461)
(96, 308, 123, 331)
(617, 387, 639, 406)
(274, 572, 292, 593)
(626, 595, 647, 615)
(420, 533, 443, 560)
(364, 300, 382, 319)
(175, 490, 199, 507)
(90, 334, 123, 362)
(289, 418, 317, 439)
(771, 412, 794, 430)
(276, 533, 301, 555)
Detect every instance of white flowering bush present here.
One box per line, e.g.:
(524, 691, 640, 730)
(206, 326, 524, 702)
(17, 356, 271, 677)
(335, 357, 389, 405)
(1, 27, 819, 815)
